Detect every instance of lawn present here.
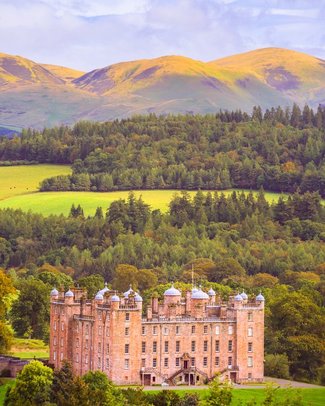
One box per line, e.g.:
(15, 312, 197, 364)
(144, 388, 325, 405)
(0, 189, 287, 216)
(9, 338, 49, 359)
(0, 164, 71, 200)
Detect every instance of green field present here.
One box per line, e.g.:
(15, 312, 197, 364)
(0, 164, 71, 200)
(0, 189, 287, 216)
(9, 338, 49, 359)
(0, 384, 324, 406)
(0, 165, 323, 216)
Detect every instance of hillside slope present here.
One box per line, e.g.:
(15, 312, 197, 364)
(0, 48, 324, 128)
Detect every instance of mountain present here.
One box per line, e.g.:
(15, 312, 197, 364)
(0, 48, 324, 128)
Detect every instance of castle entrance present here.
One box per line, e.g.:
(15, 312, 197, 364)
(143, 374, 151, 385)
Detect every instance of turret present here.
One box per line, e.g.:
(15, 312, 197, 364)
(50, 288, 59, 301)
(65, 289, 74, 304)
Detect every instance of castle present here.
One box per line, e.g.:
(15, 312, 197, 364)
(49, 284, 264, 385)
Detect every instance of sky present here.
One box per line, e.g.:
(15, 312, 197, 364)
(0, 0, 324, 72)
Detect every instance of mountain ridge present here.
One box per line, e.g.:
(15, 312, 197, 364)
(0, 48, 324, 128)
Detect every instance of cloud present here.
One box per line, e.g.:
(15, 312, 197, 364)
(0, 0, 323, 71)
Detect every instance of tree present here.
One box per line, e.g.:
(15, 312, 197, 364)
(0, 270, 16, 353)
(112, 264, 139, 292)
(4, 360, 53, 406)
(50, 360, 75, 406)
(208, 258, 246, 283)
(205, 376, 232, 406)
(10, 278, 50, 340)
(77, 274, 105, 298)
(82, 371, 124, 406)
(264, 354, 290, 379)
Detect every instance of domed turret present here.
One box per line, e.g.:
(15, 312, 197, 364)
(111, 294, 120, 302)
(191, 289, 209, 300)
(234, 293, 243, 301)
(98, 282, 109, 296)
(95, 292, 104, 301)
(135, 293, 143, 302)
(50, 288, 59, 297)
(208, 287, 216, 296)
(256, 292, 265, 302)
(164, 284, 181, 296)
(65, 289, 74, 298)
(124, 285, 136, 298)
(192, 286, 199, 294)
(241, 291, 248, 300)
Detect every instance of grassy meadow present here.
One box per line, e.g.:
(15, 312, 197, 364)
(0, 189, 287, 216)
(0, 164, 71, 200)
(0, 165, 323, 216)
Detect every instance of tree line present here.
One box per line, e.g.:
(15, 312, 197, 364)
(0, 105, 324, 196)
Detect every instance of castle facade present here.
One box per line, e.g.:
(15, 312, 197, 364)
(49, 284, 264, 385)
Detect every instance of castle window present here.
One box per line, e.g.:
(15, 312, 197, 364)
(176, 358, 180, 367)
(53, 336, 57, 346)
(164, 341, 169, 353)
(60, 352, 63, 361)
(228, 340, 233, 352)
(106, 344, 109, 354)
(203, 357, 208, 367)
(76, 353, 79, 363)
(153, 326, 157, 335)
(152, 376, 156, 382)
(215, 356, 219, 366)
(54, 321, 57, 331)
(98, 357, 101, 367)
(248, 312, 253, 321)
(153, 341, 157, 353)
(141, 358, 146, 367)
(248, 327, 253, 337)
(248, 356, 253, 367)
(176, 341, 180, 353)
(61, 322, 64, 331)
(191, 357, 195, 367)
(86, 324, 89, 335)
(204, 340, 208, 352)
(153, 358, 157, 368)
(215, 340, 220, 352)
(106, 358, 109, 369)
(124, 359, 129, 369)
(163, 327, 169, 335)
(191, 325, 196, 334)
(60, 338, 63, 347)
(191, 340, 196, 352)
(106, 327, 110, 336)
(125, 313, 130, 321)
(228, 357, 232, 368)
(125, 344, 129, 354)
(98, 342, 101, 353)
(76, 322, 79, 333)
(142, 326, 146, 335)
(85, 339, 89, 349)
(85, 355, 88, 364)
(248, 373, 252, 380)
(98, 326, 102, 336)
(142, 341, 146, 353)
(125, 327, 129, 336)
(61, 307, 64, 315)
(204, 325, 208, 334)
(176, 326, 180, 335)
(76, 338, 79, 347)
(228, 326, 233, 335)
(53, 351, 56, 361)
(248, 342, 253, 352)
(215, 325, 220, 335)
(164, 358, 169, 368)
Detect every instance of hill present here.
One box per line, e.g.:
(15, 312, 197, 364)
(0, 48, 324, 128)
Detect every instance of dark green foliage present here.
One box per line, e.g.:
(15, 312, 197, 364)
(1, 107, 324, 196)
(10, 278, 50, 340)
(264, 354, 290, 379)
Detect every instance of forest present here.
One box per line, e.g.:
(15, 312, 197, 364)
(0, 190, 324, 384)
(0, 104, 324, 196)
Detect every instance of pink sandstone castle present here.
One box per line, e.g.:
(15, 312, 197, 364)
(49, 284, 264, 385)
